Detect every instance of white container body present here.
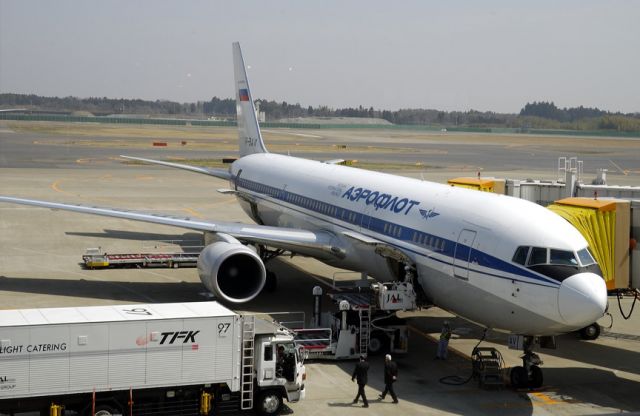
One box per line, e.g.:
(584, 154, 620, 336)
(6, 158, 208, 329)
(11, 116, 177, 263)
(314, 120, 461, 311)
(0, 302, 240, 399)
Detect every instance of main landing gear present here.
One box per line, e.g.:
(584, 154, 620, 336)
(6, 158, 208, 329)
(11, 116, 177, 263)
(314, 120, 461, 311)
(578, 322, 601, 340)
(258, 245, 285, 293)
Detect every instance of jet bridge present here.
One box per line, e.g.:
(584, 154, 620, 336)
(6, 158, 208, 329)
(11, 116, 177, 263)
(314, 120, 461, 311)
(547, 198, 631, 290)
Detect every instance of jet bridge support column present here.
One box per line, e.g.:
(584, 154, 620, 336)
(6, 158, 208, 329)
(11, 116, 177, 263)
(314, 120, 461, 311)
(312, 286, 323, 327)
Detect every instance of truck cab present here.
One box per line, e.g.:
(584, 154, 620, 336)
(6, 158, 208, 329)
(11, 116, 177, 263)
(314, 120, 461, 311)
(254, 331, 306, 415)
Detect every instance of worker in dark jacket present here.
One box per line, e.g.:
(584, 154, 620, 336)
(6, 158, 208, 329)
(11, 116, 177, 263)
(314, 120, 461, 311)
(379, 354, 398, 403)
(351, 355, 370, 407)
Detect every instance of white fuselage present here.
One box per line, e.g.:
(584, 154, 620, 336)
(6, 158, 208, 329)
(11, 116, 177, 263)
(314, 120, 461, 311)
(230, 153, 607, 336)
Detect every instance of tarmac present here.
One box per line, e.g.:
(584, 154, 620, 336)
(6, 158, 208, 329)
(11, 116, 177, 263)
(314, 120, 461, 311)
(1, 122, 640, 415)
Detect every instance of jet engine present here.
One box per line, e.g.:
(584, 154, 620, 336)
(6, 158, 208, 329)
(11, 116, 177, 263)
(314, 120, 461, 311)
(197, 239, 266, 303)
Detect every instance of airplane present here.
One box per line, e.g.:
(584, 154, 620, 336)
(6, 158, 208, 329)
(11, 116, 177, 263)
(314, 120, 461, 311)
(0, 42, 607, 387)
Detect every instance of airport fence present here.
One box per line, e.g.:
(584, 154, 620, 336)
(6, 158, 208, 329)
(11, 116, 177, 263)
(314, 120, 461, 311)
(1, 113, 639, 138)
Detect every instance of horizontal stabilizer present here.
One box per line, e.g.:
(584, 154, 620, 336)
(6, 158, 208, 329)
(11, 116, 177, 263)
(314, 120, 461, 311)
(342, 231, 382, 245)
(323, 159, 346, 165)
(217, 188, 238, 195)
(120, 156, 231, 180)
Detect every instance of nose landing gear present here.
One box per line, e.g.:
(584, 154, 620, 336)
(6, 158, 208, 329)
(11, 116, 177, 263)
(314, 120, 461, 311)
(508, 335, 550, 389)
(510, 348, 543, 388)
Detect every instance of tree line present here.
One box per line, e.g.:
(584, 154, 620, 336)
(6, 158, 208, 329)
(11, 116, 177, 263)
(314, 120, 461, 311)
(1, 93, 638, 132)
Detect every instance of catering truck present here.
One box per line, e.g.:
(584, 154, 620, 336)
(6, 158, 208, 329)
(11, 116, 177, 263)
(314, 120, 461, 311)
(0, 302, 305, 416)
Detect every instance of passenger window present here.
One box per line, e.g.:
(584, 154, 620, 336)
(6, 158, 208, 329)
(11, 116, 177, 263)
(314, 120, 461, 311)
(550, 249, 578, 266)
(528, 247, 548, 266)
(512, 246, 529, 265)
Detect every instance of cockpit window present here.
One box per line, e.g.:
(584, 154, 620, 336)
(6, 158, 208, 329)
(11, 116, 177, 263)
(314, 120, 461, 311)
(577, 248, 596, 266)
(528, 247, 548, 266)
(549, 249, 578, 266)
(512, 245, 601, 282)
(512, 246, 529, 265)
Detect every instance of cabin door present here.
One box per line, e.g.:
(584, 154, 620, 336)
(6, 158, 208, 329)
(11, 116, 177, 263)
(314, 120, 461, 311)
(453, 229, 477, 280)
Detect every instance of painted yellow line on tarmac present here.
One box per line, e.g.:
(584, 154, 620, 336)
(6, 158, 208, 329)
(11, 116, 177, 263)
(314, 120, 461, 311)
(182, 208, 204, 219)
(530, 392, 559, 405)
(51, 179, 74, 196)
(50, 179, 120, 204)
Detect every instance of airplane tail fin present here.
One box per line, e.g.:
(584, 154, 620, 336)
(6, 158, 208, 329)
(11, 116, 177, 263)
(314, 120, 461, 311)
(233, 42, 268, 156)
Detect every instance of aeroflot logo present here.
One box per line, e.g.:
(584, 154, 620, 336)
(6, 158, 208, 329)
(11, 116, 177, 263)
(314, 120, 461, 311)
(341, 187, 420, 215)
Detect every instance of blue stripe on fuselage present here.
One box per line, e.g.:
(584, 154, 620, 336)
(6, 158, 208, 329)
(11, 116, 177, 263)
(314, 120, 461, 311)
(234, 175, 560, 288)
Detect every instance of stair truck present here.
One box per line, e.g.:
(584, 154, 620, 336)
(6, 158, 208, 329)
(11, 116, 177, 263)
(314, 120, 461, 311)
(294, 282, 414, 359)
(0, 302, 305, 416)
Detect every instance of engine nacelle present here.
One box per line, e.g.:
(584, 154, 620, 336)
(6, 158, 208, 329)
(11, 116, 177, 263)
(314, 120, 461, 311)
(197, 241, 266, 303)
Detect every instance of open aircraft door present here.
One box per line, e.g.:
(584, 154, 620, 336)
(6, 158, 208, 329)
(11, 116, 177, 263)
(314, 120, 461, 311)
(453, 229, 477, 280)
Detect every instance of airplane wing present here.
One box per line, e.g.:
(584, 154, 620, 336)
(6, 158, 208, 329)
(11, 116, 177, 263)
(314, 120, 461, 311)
(121, 156, 232, 180)
(0, 196, 345, 260)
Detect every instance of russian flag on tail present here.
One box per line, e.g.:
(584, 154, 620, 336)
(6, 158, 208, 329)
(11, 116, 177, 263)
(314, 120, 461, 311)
(239, 89, 249, 101)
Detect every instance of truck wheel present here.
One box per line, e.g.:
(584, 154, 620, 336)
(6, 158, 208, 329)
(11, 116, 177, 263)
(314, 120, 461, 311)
(579, 323, 600, 340)
(368, 331, 390, 355)
(94, 406, 118, 416)
(257, 390, 282, 415)
(83, 403, 121, 416)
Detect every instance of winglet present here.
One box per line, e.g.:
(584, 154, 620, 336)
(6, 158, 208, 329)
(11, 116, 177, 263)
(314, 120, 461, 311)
(233, 42, 267, 156)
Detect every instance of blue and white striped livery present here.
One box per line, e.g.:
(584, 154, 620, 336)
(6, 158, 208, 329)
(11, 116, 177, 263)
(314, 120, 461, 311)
(0, 43, 607, 341)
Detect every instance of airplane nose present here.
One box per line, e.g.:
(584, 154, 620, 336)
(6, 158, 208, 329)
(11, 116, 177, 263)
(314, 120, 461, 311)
(558, 272, 608, 328)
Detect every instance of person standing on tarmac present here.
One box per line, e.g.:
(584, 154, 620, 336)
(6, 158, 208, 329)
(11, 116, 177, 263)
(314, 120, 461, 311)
(351, 355, 370, 408)
(436, 321, 452, 360)
(379, 354, 399, 403)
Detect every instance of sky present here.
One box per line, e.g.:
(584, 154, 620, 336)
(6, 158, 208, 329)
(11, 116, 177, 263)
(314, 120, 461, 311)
(1, 1, 639, 113)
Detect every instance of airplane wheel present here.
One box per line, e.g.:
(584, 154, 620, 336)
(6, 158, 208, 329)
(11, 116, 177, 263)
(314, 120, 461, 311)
(579, 323, 600, 340)
(510, 366, 527, 388)
(265, 271, 278, 292)
(529, 365, 543, 388)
